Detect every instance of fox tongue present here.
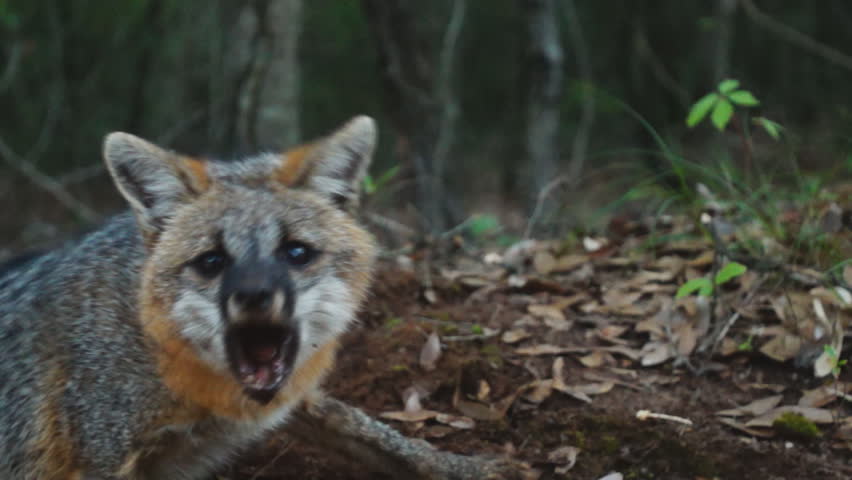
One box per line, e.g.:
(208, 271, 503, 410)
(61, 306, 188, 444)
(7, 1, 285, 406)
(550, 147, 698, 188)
(254, 365, 272, 385)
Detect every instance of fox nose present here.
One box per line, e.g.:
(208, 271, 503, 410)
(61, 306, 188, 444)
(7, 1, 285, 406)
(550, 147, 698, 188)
(231, 289, 274, 312)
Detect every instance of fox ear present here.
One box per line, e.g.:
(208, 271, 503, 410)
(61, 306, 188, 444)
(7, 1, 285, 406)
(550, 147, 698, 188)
(278, 115, 377, 209)
(103, 132, 209, 244)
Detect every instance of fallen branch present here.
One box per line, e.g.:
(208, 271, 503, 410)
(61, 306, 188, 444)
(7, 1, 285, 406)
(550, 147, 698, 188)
(286, 394, 539, 480)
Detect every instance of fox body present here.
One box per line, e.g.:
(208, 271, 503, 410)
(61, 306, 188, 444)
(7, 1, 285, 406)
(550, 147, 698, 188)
(0, 117, 378, 479)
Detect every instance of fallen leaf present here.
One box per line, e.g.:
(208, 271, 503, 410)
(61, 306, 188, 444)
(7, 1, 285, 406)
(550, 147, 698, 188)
(501, 328, 531, 344)
(640, 342, 674, 366)
(596, 472, 624, 480)
(583, 236, 606, 252)
(676, 322, 697, 356)
(380, 409, 440, 422)
(844, 265, 852, 286)
(419, 332, 442, 371)
(718, 417, 776, 438)
(476, 380, 491, 401)
(759, 333, 802, 362)
(425, 287, 441, 303)
(435, 413, 475, 429)
(687, 250, 715, 268)
(533, 250, 557, 275)
(799, 382, 851, 407)
(524, 379, 555, 403)
(553, 254, 589, 273)
(716, 395, 783, 417)
(547, 445, 580, 472)
(746, 406, 836, 427)
(528, 304, 566, 322)
(602, 289, 642, 308)
(579, 350, 608, 368)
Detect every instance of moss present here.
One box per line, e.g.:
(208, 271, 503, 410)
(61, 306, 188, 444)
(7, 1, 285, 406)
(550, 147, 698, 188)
(599, 434, 620, 454)
(773, 412, 821, 440)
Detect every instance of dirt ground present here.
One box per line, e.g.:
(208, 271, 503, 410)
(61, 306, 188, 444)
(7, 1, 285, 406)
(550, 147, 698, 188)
(226, 251, 852, 480)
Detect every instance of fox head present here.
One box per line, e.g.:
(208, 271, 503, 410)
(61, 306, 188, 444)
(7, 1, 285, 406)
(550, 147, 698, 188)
(103, 116, 377, 404)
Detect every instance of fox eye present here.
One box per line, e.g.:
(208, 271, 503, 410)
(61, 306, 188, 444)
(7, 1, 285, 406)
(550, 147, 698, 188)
(279, 241, 317, 267)
(190, 250, 229, 278)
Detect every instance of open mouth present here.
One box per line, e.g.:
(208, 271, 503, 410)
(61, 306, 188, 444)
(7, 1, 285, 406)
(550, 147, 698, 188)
(225, 324, 300, 404)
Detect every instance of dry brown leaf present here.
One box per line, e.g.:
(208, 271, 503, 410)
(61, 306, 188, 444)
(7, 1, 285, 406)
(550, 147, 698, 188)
(523, 379, 554, 404)
(501, 328, 531, 344)
(799, 382, 851, 408)
(476, 380, 491, 401)
(746, 406, 836, 427)
(551, 357, 566, 390)
(528, 304, 566, 322)
(553, 254, 589, 273)
(544, 316, 573, 331)
(561, 382, 614, 396)
(759, 333, 803, 362)
(419, 332, 442, 371)
(717, 417, 776, 438)
(740, 383, 786, 393)
(640, 342, 674, 366)
(602, 289, 642, 308)
(454, 398, 504, 421)
(716, 394, 783, 417)
(718, 337, 739, 356)
(547, 445, 580, 472)
(533, 250, 557, 275)
(686, 250, 715, 268)
(380, 409, 440, 422)
(675, 322, 698, 356)
(578, 350, 608, 368)
(653, 255, 685, 275)
(844, 265, 852, 286)
(435, 413, 475, 430)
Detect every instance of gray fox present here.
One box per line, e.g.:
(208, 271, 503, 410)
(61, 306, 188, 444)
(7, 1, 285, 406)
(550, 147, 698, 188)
(0, 116, 378, 479)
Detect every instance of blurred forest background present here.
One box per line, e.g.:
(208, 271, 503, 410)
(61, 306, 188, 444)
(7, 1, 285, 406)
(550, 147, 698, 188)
(1, 0, 851, 253)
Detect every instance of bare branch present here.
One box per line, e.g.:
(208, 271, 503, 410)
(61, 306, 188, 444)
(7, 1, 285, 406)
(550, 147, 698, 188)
(287, 395, 538, 480)
(740, 0, 852, 73)
(0, 137, 98, 223)
(524, 175, 572, 239)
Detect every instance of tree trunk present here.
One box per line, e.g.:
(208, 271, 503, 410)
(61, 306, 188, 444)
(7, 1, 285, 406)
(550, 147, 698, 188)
(361, 0, 461, 233)
(215, 0, 302, 153)
(521, 0, 564, 203)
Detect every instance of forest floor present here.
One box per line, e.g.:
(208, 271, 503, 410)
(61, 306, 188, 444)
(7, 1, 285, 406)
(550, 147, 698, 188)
(226, 211, 852, 480)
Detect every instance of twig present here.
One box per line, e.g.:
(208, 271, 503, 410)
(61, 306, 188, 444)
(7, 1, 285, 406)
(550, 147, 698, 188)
(740, 0, 852, 73)
(635, 409, 693, 426)
(524, 175, 572, 239)
(286, 395, 537, 480)
(0, 137, 98, 223)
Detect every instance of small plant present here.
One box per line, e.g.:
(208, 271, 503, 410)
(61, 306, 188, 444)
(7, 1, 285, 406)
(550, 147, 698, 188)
(737, 335, 755, 352)
(363, 165, 400, 196)
(687, 79, 760, 131)
(823, 344, 847, 379)
(676, 261, 747, 298)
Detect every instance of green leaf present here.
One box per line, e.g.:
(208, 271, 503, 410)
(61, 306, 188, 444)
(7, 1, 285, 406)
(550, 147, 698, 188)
(753, 117, 782, 140)
(718, 79, 740, 94)
(711, 98, 734, 131)
(374, 165, 400, 190)
(362, 174, 376, 195)
(467, 214, 501, 237)
(676, 278, 713, 298)
(714, 262, 747, 285)
(729, 90, 760, 107)
(686, 93, 719, 127)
